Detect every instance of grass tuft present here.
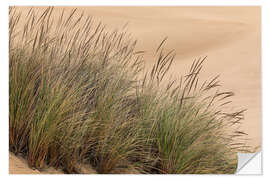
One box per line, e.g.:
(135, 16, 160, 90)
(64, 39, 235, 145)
(9, 7, 251, 174)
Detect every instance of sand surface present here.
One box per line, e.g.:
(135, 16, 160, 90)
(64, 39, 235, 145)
(10, 6, 261, 173)
(9, 152, 63, 174)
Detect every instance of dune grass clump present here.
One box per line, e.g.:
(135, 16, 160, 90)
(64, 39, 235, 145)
(9, 7, 250, 174)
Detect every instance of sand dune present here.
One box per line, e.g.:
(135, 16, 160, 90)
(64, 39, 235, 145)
(61, 6, 261, 149)
(10, 6, 261, 173)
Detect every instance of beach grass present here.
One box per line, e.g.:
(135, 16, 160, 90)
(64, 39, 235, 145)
(9, 7, 250, 174)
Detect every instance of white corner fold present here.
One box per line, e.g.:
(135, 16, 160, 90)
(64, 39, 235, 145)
(236, 151, 262, 174)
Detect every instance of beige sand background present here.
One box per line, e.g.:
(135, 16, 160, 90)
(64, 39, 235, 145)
(9, 6, 261, 173)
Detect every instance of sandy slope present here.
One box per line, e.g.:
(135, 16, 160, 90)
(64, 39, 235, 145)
(10, 6, 261, 173)
(9, 152, 97, 174)
(9, 152, 63, 174)
(58, 6, 261, 149)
